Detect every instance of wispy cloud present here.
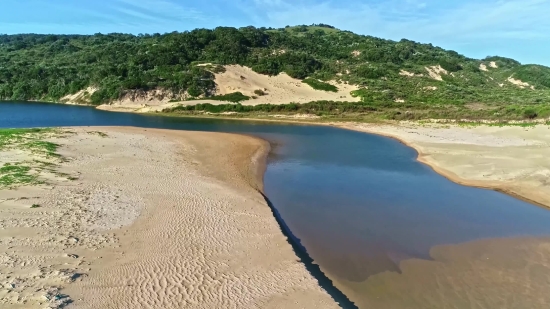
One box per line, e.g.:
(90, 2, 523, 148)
(230, 0, 549, 63)
(0, 0, 209, 34)
(115, 0, 206, 22)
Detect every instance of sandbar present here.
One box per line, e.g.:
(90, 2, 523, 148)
(0, 127, 338, 308)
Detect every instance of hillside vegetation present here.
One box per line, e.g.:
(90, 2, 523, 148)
(1, 24, 550, 120)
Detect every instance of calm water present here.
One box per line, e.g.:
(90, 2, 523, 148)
(3, 102, 550, 302)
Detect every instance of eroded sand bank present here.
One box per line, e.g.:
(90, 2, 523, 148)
(0, 127, 338, 309)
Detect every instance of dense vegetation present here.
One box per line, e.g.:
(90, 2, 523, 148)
(164, 100, 550, 121)
(302, 78, 338, 92)
(204, 92, 249, 103)
(1, 24, 550, 120)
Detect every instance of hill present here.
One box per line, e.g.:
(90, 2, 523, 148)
(1, 24, 550, 120)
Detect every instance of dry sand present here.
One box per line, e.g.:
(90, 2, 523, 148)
(337, 121, 550, 208)
(202, 65, 360, 105)
(0, 127, 338, 309)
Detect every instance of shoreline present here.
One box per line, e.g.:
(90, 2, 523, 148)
(156, 112, 550, 210)
(143, 109, 550, 210)
(4, 102, 550, 308)
(337, 123, 550, 209)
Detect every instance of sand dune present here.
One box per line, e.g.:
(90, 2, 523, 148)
(0, 127, 338, 309)
(205, 65, 360, 105)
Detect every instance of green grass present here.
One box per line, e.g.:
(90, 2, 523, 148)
(163, 99, 550, 123)
(0, 128, 53, 149)
(204, 92, 250, 103)
(457, 121, 539, 128)
(0, 163, 38, 187)
(302, 79, 338, 92)
(0, 128, 61, 155)
(23, 140, 60, 157)
(0, 127, 73, 189)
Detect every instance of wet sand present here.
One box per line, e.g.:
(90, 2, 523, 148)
(334, 236, 550, 309)
(0, 127, 338, 308)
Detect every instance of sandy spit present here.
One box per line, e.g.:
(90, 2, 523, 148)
(336, 121, 550, 208)
(0, 127, 339, 309)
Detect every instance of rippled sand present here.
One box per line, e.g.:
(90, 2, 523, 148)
(0, 127, 338, 308)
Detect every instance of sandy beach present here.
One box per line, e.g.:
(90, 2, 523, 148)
(0, 127, 338, 309)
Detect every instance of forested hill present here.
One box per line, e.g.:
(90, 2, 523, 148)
(1, 24, 550, 108)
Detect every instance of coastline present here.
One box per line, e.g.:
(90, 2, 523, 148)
(336, 122, 550, 209)
(0, 126, 339, 309)
(4, 102, 550, 308)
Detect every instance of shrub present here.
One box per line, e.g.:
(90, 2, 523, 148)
(302, 79, 338, 92)
(208, 92, 250, 103)
(212, 65, 226, 73)
(254, 89, 266, 96)
(439, 58, 462, 72)
(523, 108, 538, 119)
(355, 65, 387, 79)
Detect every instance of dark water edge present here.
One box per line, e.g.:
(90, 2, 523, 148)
(251, 136, 358, 307)
(4, 101, 550, 308)
(259, 191, 358, 308)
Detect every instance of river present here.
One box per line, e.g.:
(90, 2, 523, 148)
(2, 101, 550, 307)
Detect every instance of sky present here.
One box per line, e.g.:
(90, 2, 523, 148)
(1, 0, 549, 65)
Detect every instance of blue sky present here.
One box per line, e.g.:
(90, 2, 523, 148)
(1, 0, 549, 65)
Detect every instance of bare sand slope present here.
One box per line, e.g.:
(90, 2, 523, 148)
(1, 127, 337, 309)
(339, 122, 550, 208)
(206, 65, 360, 105)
